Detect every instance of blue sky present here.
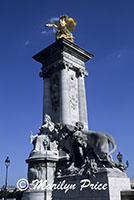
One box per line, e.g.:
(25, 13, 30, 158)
(0, 0, 134, 187)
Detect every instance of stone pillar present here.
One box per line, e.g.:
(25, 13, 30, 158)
(43, 78, 52, 122)
(60, 66, 70, 124)
(24, 38, 132, 200)
(23, 39, 94, 200)
(77, 68, 88, 130)
(33, 38, 94, 126)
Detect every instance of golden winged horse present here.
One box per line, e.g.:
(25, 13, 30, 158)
(45, 15, 76, 43)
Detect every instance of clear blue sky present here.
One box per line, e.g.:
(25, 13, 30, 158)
(0, 0, 134, 187)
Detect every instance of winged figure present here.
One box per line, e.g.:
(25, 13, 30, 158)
(45, 14, 76, 43)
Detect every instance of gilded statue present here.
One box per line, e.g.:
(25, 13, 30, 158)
(45, 14, 76, 43)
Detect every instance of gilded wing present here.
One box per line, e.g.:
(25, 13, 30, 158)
(67, 17, 76, 32)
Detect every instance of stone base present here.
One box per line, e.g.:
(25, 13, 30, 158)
(23, 155, 57, 200)
(52, 168, 131, 200)
(121, 190, 134, 200)
(22, 190, 44, 200)
(22, 168, 131, 200)
(22, 189, 51, 200)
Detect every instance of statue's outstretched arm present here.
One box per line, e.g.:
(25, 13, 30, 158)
(45, 24, 58, 29)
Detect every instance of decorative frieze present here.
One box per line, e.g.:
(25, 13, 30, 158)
(68, 74, 78, 110)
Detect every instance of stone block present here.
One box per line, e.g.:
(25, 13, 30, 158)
(121, 190, 134, 200)
(52, 169, 130, 200)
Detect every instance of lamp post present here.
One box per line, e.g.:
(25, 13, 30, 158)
(4, 156, 10, 200)
(117, 152, 129, 171)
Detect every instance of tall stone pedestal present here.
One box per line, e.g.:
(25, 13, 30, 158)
(22, 38, 131, 200)
(33, 38, 94, 130)
(52, 169, 131, 200)
(23, 39, 94, 200)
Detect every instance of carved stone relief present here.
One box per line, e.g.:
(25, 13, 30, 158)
(50, 74, 59, 111)
(68, 74, 78, 110)
(28, 163, 47, 183)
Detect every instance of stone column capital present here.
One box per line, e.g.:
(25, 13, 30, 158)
(77, 68, 88, 78)
(39, 60, 73, 79)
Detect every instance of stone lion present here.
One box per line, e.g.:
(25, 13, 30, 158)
(73, 122, 117, 167)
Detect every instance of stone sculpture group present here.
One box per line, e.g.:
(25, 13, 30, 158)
(22, 20, 131, 199)
(29, 114, 125, 180)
